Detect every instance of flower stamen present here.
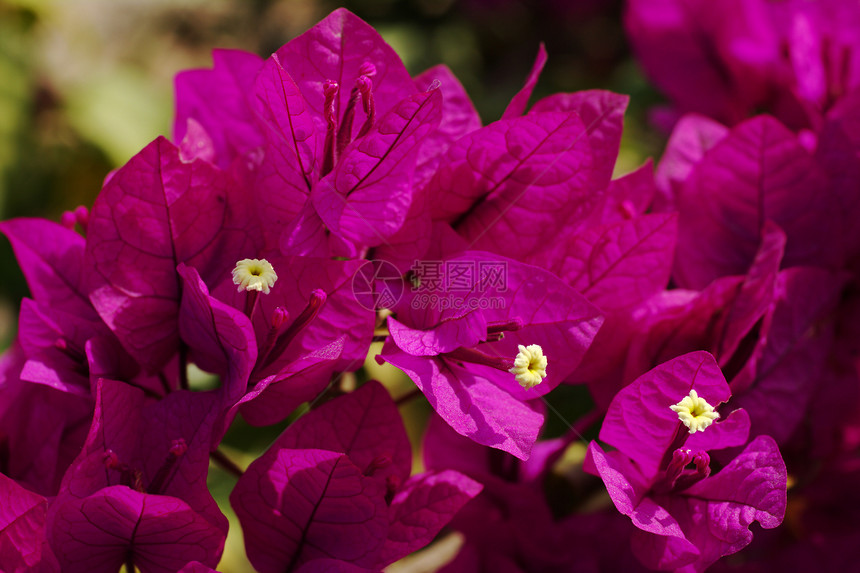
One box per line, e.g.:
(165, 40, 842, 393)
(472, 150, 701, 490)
(509, 344, 547, 389)
(670, 389, 719, 434)
(232, 258, 278, 295)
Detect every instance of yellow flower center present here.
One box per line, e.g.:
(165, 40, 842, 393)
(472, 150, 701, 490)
(670, 389, 719, 434)
(232, 258, 278, 294)
(509, 344, 547, 389)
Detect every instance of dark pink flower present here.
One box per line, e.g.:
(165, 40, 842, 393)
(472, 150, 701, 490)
(586, 351, 786, 572)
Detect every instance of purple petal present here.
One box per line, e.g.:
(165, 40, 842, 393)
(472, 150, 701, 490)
(387, 313, 487, 357)
(254, 53, 316, 187)
(557, 213, 678, 312)
(178, 118, 216, 164)
(279, 200, 331, 257)
(712, 220, 785, 364)
(422, 412, 493, 478)
(17, 299, 92, 397)
(379, 345, 544, 460)
(654, 113, 728, 209)
(413, 64, 482, 186)
(629, 526, 700, 572)
(253, 140, 315, 251)
(595, 159, 657, 225)
(0, 347, 92, 496)
(378, 470, 482, 567)
(501, 44, 547, 119)
(587, 443, 700, 570)
(235, 339, 344, 428)
(173, 49, 264, 169)
(427, 112, 590, 223)
(531, 89, 629, 188)
(731, 267, 845, 443)
(619, 283, 739, 390)
(252, 55, 317, 249)
(0, 473, 47, 572)
(177, 263, 257, 406)
(816, 90, 860, 259)
(447, 112, 598, 258)
(0, 218, 94, 318)
(625, 0, 777, 126)
(677, 435, 787, 569)
(49, 486, 224, 573)
(230, 448, 388, 571)
(62, 380, 226, 534)
(312, 89, 442, 247)
(584, 442, 650, 518)
(370, 190, 433, 274)
(674, 115, 838, 288)
(276, 9, 416, 135)
(178, 562, 221, 573)
(267, 380, 411, 486)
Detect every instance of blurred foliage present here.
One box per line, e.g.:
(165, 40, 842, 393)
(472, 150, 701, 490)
(0, 1, 665, 570)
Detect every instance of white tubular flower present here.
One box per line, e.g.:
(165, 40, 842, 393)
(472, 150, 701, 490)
(232, 259, 278, 294)
(670, 389, 720, 434)
(509, 344, 547, 389)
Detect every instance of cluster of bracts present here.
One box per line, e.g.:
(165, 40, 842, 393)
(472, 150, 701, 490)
(3, 3, 860, 571)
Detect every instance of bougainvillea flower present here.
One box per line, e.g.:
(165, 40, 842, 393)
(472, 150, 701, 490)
(178, 252, 373, 425)
(178, 9, 454, 258)
(378, 251, 602, 459)
(85, 136, 260, 373)
(586, 351, 786, 572)
(604, 222, 845, 447)
(231, 381, 481, 571)
(47, 379, 227, 572)
(253, 35, 443, 252)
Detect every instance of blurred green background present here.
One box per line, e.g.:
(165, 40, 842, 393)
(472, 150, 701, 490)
(0, 1, 663, 570)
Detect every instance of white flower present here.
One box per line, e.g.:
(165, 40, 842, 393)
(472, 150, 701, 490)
(232, 259, 278, 294)
(670, 389, 720, 434)
(509, 344, 547, 389)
